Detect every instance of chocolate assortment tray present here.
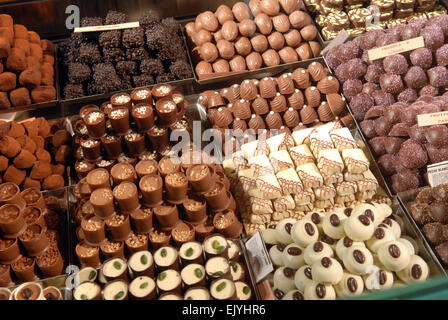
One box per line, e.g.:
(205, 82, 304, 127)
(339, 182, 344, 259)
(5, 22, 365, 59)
(0, 187, 72, 293)
(0, 44, 60, 117)
(399, 187, 448, 272)
(68, 236, 255, 300)
(193, 57, 355, 132)
(182, 0, 325, 86)
(255, 198, 445, 300)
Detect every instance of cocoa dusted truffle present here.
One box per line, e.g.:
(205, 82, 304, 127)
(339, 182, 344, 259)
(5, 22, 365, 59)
(410, 47, 433, 69)
(427, 66, 448, 88)
(350, 93, 374, 120)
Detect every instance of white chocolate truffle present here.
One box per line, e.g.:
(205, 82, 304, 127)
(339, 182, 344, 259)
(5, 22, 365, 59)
(363, 265, 394, 291)
(311, 257, 343, 285)
(282, 290, 304, 300)
(304, 282, 336, 300)
(343, 245, 374, 275)
(304, 241, 334, 265)
(352, 203, 383, 227)
(377, 240, 411, 272)
(379, 218, 401, 239)
(262, 227, 279, 245)
(366, 226, 396, 253)
(334, 272, 364, 298)
(235, 281, 252, 300)
(291, 219, 319, 247)
(400, 235, 419, 255)
(397, 237, 415, 256)
(392, 214, 405, 231)
(322, 211, 348, 239)
(276, 218, 297, 244)
(396, 255, 429, 284)
(273, 267, 296, 292)
(379, 203, 392, 218)
(344, 213, 374, 241)
(282, 243, 305, 269)
(335, 236, 365, 260)
(304, 211, 325, 233)
(294, 265, 313, 292)
(270, 243, 286, 267)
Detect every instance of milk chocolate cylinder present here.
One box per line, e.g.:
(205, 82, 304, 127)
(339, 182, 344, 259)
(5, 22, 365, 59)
(130, 209, 153, 234)
(0, 183, 26, 210)
(153, 204, 179, 230)
(0, 238, 20, 264)
(132, 103, 154, 131)
(19, 224, 49, 257)
(101, 135, 123, 159)
(0, 204, 26, 239)
(81, 214, 106, 245)
(90, 188, 115, 219)
(139, 175, 163, 207)
(106, 215, 132, 242)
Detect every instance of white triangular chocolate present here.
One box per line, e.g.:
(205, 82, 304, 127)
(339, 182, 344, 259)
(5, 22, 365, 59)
(292, 128, 314, 145)
(248, 155, 275, 177)
(310, 131, 334, 157)
(330, 127, 357, 152)
(269, 150, 294, 173)
(250, 197, 274, 215)
(293, 188, 315, 205)
(276, 168, 303, 195)
(317, 148, 344, 175)
(255, 174, 282, 199)
(289, 144, 315, 167)
(273, 195, 296, 212)
(356, 169, 379, 192)
(342, 148, 370, 174)
(296, 162, 324, 189)
(336, 181, 358, 196)
(314, 184, 336, 200)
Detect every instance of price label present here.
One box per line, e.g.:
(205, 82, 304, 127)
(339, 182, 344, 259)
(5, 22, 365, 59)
(321, 29, 349, 56)
(428, 161, 448, 187)
(368, 36, 424, 61)
(74, 22, 140, 33)
(245, 231, 273, 283)
(417, 111, 448, 127)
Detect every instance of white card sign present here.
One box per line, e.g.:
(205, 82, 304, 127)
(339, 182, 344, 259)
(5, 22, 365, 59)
(428, 161, 448, 187)
(245, 231, 273, 283)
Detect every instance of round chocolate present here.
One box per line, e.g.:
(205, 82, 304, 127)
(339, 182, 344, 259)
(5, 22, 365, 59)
(267, 32, 285, 50)
(199, 42, 219, 63)
(193, 29, 213, 46)
(233, 2, 251, 22)
(246, 52, 263, 70)
(251, 34, 268, 52)
(195, 61, 213, 76)
(213, 59, 230, 73)
(229, 55, 247, 71)
(254, 14, 273, 35)
(279, 47, 298, 63)
(272, 14, 290, 33)
(222, 21, 239, 41)
(239, 19, 257, 37)
(284, 29, 301, 47)
(289, 10, 311, 29)
(300, 24, 317, 41)
(215, 5, 234, 25)
(234, 37, 252, 56)
(197, 11, 219, 32)
(260, 0, 280, 16)
(216, 40, 235, 60)
(262, 49, 281, 67)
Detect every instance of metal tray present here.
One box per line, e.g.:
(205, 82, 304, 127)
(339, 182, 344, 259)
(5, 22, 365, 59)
(253, 197, 446, 300)
(57, 30, 196, 117)
(398, 188, 448, 272)
(181, 15, 326, 86)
